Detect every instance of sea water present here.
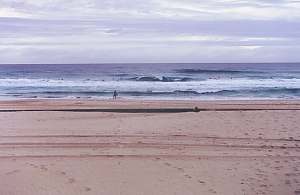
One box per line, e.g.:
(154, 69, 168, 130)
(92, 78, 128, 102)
(0, 63, 299, 100)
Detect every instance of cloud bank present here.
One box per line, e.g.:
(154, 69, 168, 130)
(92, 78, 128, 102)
(0, 0, 300, 63)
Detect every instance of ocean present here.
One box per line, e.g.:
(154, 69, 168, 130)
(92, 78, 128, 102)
(0, 63, 299, 100)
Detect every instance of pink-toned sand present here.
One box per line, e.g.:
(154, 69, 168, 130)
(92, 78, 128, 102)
(0, 99, 299, 195)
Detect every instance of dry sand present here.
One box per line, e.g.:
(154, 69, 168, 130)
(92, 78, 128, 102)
(0, 99, 299, 195)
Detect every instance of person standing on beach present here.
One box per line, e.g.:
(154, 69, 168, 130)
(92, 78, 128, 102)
(113, 90, 118, 99)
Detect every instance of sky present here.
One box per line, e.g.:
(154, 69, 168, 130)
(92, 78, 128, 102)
(0, 0, 300, 63)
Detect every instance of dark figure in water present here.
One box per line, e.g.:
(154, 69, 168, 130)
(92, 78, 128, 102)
(113, 90, 118, 99)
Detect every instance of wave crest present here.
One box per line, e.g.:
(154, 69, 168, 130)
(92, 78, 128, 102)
(128, 76, 193, 82)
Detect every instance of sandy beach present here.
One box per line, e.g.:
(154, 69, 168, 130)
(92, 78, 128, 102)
(0, 99, 299, 195)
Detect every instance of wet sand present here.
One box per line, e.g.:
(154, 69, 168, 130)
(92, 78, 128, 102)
(0, 99, 299, 195)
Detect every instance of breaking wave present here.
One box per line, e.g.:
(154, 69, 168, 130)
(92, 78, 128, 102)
(128, 76, 193, 82)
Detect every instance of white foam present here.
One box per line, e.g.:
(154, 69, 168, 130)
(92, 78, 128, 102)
(0, 78, 299, 93)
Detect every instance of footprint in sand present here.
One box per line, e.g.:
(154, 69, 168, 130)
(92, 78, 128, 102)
(295, 190, 300, 195)
(5, 170, 20, 175)
(40, 165, 48, 171)
(198, 180, 205, 184)
(285, 180, 291, 185)
(176, 167, 184, 172)
(84, 187, 91, 192)
(28, 163, 38, 168)
(68, 178, 76, 184)
(274, 166, 282, 170)
(60, 171, 67, 175)
(184, 174, 192, 179)
(260, 184, 268, 188)
(164, 162, 171, 167)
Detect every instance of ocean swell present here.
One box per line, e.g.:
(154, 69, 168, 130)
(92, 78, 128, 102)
(200, 88, 300, 97)
(175, 69, 263, 74)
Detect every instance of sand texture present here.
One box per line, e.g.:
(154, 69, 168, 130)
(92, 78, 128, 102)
(0, 99, 299, 195)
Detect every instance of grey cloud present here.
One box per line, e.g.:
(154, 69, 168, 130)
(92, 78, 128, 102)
(1, 17, 299, 38)
(0, 0, 300, 63)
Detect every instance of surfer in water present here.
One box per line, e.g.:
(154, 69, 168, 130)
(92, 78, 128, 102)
(113, 90, 118, 100)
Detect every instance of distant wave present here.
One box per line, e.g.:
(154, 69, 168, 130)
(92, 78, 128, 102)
(175, 69, 263, 74)
(110, 73, 132, 77)
(128, 76, 193, 82)
(200, 88, 300, 96)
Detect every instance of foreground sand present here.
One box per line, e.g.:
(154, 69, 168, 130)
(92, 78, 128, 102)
(0, 99, 299, 195)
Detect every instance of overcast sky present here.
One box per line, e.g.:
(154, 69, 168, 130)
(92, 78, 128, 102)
(0, 0, 300, 63)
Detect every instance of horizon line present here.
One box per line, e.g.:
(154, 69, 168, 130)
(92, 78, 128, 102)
(0, 62, 300, 65)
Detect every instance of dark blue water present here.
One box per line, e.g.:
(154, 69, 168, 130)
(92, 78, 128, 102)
(0, 63, 299, 100)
